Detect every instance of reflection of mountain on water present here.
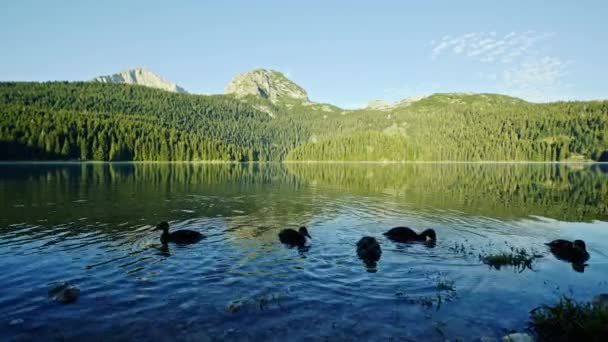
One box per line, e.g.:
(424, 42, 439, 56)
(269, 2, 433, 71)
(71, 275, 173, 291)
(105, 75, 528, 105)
(1, 163, 607, 237)
(0, 163, 307, 227)
(285, 163, 608, 222)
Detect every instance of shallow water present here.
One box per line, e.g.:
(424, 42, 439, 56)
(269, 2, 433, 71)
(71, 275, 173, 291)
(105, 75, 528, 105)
(1, 163, 607, 341)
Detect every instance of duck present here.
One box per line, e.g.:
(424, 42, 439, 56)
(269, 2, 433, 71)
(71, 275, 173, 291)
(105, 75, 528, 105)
(356, 236, 382, 263)
(384, 227, 437, 244)
(278, 226, 311, 247)
(154, 221, 204, 244)
(546, 239, 589, 264)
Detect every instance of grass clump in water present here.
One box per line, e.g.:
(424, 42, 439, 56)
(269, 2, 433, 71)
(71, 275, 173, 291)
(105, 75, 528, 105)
(479, 246, 541, 272)
(436, 279, 455, 292)
(531, 297, 608, 342)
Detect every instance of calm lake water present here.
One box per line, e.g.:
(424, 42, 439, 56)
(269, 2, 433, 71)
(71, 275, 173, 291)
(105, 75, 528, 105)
(1, 163, 607, 341)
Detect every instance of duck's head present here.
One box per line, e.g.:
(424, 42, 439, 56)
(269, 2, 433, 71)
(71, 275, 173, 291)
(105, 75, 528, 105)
(422, 229, 437, 241)
(299, 226, 311, 239)
(573, 240, 587, 251)
(154, 221, 170, 233)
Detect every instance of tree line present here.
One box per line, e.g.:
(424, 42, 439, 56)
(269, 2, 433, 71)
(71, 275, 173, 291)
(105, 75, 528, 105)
(1, 83, 607, 161)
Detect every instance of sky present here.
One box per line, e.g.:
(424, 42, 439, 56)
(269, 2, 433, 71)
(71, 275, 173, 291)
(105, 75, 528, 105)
(1, 0, 607, 108)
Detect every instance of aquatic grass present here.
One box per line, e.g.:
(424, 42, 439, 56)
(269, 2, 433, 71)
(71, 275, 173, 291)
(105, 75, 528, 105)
(479, 245, 542, 272)
(448, 242, 477, 256)
(436, 279, 455, 292)
(226, 293, 285, 314)
(531, 297, 608, 342)
(393, 276, 457, 313)
(394, 291, 436, 309)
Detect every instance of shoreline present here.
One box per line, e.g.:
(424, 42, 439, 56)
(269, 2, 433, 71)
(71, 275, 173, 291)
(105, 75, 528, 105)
(0, 160, 606, 165)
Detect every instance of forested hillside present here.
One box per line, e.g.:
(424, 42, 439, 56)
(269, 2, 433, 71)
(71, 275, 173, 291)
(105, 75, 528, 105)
(1, 80, 607, 161)
(288, 94, 608, 161)
(0, 82, 304, 161)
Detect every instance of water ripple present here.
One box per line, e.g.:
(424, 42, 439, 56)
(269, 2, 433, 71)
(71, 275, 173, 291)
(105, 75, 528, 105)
(1, 163, 608, 341)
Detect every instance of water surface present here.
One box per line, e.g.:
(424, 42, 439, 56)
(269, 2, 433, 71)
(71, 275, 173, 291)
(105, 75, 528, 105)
(1, 163, 607, 340)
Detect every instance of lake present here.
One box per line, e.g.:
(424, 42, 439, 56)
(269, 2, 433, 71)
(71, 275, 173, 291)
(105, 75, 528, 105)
(1, 163, 607, 341)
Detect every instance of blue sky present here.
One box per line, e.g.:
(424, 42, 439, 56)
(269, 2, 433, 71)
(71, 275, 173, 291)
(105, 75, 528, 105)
(1, 0, 606, 107)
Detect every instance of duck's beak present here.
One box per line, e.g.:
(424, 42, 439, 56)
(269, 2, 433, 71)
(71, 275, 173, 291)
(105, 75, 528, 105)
(305, 232, 312, 239)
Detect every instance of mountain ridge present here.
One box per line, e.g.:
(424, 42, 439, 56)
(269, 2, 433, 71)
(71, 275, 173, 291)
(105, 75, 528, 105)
(92, 67, 542, 109)
(94, 67, 187, 93)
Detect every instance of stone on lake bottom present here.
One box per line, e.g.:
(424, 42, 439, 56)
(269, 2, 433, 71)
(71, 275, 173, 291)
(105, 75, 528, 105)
(48, 282, 80, 304)
(502, 333, 534, 342)
(9, 318, 24, 326)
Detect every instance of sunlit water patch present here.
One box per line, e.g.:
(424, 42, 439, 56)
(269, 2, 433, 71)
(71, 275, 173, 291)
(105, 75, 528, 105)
(1, 163, 607, 340)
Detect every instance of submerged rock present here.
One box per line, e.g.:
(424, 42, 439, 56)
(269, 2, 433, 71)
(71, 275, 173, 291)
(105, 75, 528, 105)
(502, 333, 534, 342)
(48, 282, 80, 304)
(478, 337, 498, 342)
(226, 300, 244, 314)
(9, 318, 24, 326)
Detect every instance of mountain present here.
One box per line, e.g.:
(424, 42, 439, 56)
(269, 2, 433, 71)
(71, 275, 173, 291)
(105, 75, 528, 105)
(1, 69, 607, 162)
(94, 67, 187, 93)
(224, 69, 309, 103)
(365, 100, 397, 111)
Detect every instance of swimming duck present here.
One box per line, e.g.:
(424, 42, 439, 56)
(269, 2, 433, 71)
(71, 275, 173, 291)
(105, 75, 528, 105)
(356, 236, 382, 263)
(546, 239, 589, 264)
(384, 227, 436, 244)
(278, 226, 311, 247)
(154, 221, 204, 244)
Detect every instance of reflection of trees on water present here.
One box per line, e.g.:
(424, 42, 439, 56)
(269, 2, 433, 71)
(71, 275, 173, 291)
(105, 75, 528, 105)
(0, 163, 317, 240)
(1, 163, 607, 237)
(285, 163, 608, 222)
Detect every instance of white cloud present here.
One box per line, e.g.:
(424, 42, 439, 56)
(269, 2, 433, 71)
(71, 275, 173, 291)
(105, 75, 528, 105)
(501, 56, 570, 101)
(477, 72, 497, 81)
(430, 30, 551, 63)
(429, 30, 569, 101)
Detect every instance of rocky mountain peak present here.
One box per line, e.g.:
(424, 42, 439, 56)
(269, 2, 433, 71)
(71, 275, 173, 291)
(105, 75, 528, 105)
(224, 69, 309, 102)
(94, 67, 187, 93)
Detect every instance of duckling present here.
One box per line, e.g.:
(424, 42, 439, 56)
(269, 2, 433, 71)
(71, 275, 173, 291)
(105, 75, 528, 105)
(356, 236, 382, 263)
(154, 221, 204, 245)
(384, 227, 436, 244)
(546, 239, 589, 264)
(278, 226, 311, 247)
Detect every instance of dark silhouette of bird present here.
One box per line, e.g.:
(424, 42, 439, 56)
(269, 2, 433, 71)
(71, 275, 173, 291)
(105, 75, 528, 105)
(546, 239, 589, 264)
(154, 221, 204, 245)
(384, 227, 436, 245)
(278, 226, 311, 247)
(356, 236, 382, 271)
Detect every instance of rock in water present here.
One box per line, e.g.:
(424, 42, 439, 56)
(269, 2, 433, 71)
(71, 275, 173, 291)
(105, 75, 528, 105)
(502, 333, 534, 342)
(48, 282, 80, 304)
